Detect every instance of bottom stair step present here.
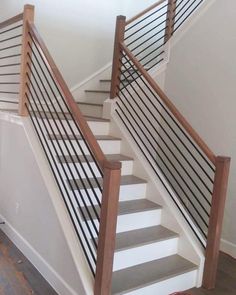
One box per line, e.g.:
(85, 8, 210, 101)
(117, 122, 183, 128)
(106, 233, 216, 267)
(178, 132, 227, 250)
(112, 255, 197, 295)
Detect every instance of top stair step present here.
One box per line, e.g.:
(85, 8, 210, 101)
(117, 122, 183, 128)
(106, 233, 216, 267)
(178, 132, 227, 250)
(112, 255, 197, 295)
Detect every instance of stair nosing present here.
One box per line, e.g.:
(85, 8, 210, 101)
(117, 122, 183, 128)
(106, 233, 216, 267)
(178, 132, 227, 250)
(48, 134, 121, 141)
(112, 255, 198, 295)
(85, 89, 110, 94)
(77, 101, 103, 107)
(81, 199, 161, 221)
(114, 225, 179, 253)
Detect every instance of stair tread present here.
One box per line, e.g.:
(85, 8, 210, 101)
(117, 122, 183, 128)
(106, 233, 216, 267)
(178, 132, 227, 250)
(82, 199, 161, 221)
(77, 101, 103, 107)
(84, 115, 110, 122)
(58, 153, 133, 164)
(69, 174, 147, 191)
(100, 79, 111, 83)
(115, 225, 178, 252)
(85, 89, 110, 93)
(48, 134, 121, 141)
(112, 255, 197, 295)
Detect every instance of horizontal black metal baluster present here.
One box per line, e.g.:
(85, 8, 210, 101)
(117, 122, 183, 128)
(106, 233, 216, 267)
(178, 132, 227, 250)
(29, 35, 103, 182)
(120, 60, 212, 204)
(173, 0, 203, 33)
(121, 55, 214, 191)
(0, 44, 21, 52)
(26, 79, 100, 245)
(125, 9, 169, 40)
(26, 53, 100, 210)
(126, 19, 168, 47)
(116, 104, 208, 238)
(148, 58, 165, 70)
(27, 43, 103, 197)
(121, 55, 215, 176)
(0, 91, 18, 94)
(0, 34, 22, 43)
(118, 85, 210, 220)
(26, 101, 96, 275)
(0, 73, 20, 76)
(173, 0, 184, 11)
(136, 38, 166, 62)
(0, 99, 18, 104)
(28, 75, 98, 240)
(0, 24, 23, 35)
(174, 0, 193, 19)
(128, 25, 167, 53)
(142, 51, 165, 67)
(0, 63, 20, 68)
(116, 108, 206, 248)
(26, 71, 100, 237)
(125, 3, 169, 33)
(0, 54, 21, 60)
(0, 82, 19, 85)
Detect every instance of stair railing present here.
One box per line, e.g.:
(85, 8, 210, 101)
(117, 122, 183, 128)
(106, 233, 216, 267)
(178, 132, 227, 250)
(0, 12, 23, 106)
(111, 0, 206, 98)
(1, 5, 121, 295)
(110, 0, 230, 290)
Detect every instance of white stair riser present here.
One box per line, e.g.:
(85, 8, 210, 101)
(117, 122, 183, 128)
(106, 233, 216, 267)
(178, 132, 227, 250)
(84, 209, 162, 236)
(59, 160, 133, 178)
(48, 139, 121, 155)
(74, 182, 147, 201)
(39, 118, 110, 135)
(78, 104, 103, 117)
(99, 82, 111, 92)
(113, 238, 179, 271)
(122, 270, 198, 295)
(85, 91, 109, 102)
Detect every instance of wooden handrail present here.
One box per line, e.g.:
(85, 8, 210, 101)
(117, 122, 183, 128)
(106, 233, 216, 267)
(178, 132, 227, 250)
(0, 13, 23, 30)
(121, 42, 217, 165)
(126, 0, 166, 25)
(28, 22, 108, 171)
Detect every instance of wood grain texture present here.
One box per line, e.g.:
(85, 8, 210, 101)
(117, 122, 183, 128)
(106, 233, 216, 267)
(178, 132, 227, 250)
(110, 16, 126, 99)
(190, 253, 236, 295)
(19, 4, 35, 116)
(0, 13, 23, 30)
(165, 0, 177, 42)
(94, 162, 121, 295)
(203, 156, 231, 289)
(0, 229, 58, 295)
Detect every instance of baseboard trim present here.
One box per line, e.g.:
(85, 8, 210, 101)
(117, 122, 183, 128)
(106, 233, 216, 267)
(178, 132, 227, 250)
(0, 213, 78, 295)
(70, 62, 112, 93)
(221, 239, 236, 258)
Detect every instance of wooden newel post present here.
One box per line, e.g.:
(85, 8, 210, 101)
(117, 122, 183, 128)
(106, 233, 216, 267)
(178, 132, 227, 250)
(203, 156, 231, 289)
(110, 15, 126, 99)
(94, 161, 121, 295)
(165, 0, 176, 43)
(19, 4, 34, 116)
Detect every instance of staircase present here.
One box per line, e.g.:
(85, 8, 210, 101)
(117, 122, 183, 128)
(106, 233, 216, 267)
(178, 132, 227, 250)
(0, 1, 231, 295)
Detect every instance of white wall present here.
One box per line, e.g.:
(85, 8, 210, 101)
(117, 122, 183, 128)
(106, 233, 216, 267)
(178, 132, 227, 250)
(0, 0, 157, 88)
(0, 115, 86, 295)
(164, 0, 236, 256)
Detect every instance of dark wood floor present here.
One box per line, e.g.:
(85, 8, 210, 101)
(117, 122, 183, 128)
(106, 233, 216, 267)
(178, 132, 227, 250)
(189, 252, 236, 295)
(0, 228, 235, 295)
(0, 229, 58, 295)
